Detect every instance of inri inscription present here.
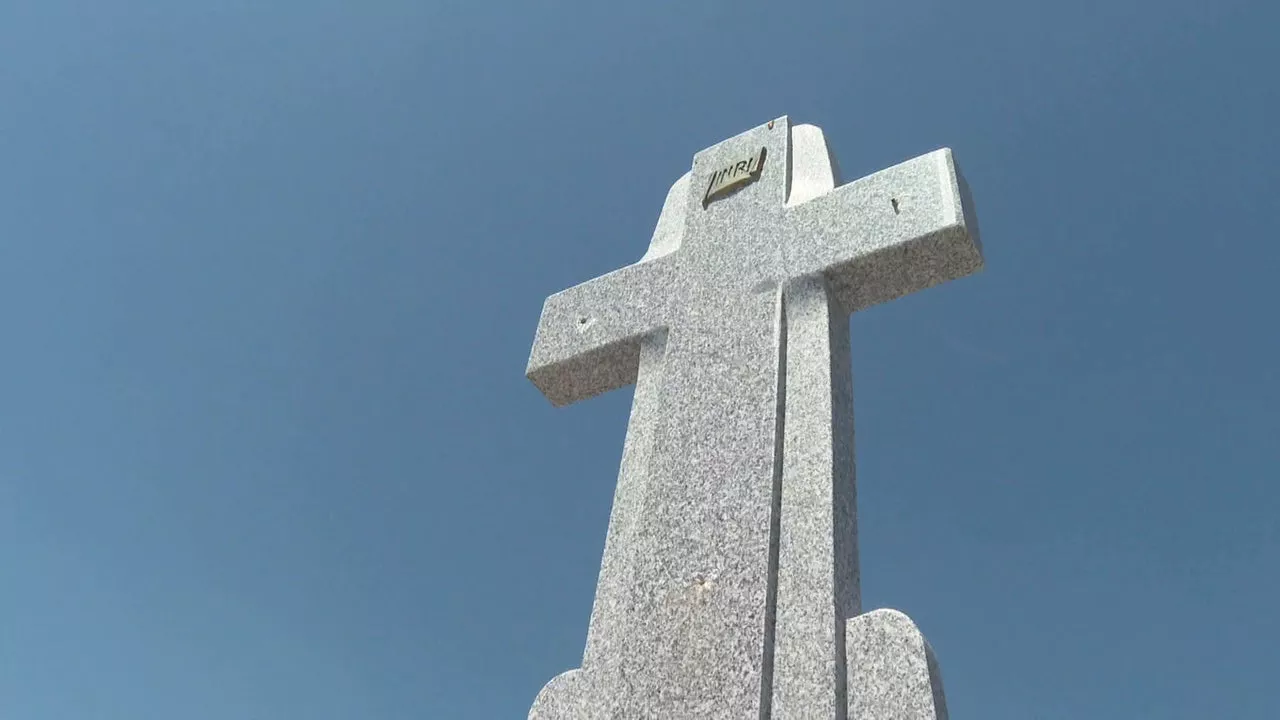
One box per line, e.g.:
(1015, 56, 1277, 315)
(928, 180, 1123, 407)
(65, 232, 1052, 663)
(703, 145, 767, 208)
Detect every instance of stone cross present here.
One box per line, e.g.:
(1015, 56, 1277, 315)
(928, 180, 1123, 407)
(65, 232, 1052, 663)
(525, 116, 982, 720)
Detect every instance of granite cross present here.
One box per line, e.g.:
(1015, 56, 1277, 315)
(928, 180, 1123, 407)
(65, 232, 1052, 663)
(525, 117, 982, 720)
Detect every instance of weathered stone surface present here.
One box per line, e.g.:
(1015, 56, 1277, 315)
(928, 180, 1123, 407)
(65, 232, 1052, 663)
(526, 117, 981, 719)
(847, 610, 949, 720)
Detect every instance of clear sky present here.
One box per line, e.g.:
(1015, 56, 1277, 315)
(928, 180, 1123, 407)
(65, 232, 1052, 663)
(2, 1, 1277, 718)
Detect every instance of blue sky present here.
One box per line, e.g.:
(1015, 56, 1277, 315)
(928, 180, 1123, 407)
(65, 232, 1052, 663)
(2, 1, 1277, 718)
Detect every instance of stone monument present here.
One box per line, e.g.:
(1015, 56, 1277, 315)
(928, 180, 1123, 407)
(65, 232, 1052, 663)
(525, 116, 982, 719)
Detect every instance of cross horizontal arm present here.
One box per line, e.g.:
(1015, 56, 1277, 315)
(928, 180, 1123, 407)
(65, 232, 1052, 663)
(526, 256, 675, 407)
(784, 148, 983, 315)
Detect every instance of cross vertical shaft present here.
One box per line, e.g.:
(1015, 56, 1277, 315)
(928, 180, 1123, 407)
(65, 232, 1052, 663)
(771, 275, 858, 720)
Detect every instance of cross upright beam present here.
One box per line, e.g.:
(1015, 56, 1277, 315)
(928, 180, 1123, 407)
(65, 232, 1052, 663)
(526, 117, 981, 720)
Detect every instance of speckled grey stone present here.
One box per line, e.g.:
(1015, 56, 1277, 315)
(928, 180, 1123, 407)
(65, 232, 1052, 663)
(847, 610, 949, 720)
(526, 117, 982, 719)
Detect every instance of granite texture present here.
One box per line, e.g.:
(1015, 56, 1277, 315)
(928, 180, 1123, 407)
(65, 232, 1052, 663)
(526, 117, 982, 719)
(772, 274, 858, 720)
(847, 610, 949, 720)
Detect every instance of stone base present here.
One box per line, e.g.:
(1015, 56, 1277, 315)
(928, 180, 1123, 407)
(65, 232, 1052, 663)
(847, 609, 948, 720)
(528, 668, 593, 720)
(529, 608, 947, 719)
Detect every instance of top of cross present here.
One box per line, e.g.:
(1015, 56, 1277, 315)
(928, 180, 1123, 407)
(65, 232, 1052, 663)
(526, 116, 981, 407)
